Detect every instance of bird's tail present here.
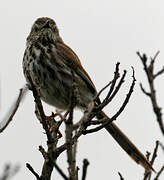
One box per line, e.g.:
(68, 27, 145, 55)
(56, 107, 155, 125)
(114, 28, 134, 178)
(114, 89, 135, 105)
(97, 111, 155, 172)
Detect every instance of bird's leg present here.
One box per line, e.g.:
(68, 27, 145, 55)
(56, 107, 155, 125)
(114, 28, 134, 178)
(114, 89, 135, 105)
(45, 111, 64, 138)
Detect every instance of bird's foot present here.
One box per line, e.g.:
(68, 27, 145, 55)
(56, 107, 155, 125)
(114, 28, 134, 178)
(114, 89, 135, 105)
(46, 112, 64, 138)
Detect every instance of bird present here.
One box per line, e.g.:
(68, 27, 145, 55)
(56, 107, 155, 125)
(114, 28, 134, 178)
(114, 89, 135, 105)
(23, 17, 154, 172)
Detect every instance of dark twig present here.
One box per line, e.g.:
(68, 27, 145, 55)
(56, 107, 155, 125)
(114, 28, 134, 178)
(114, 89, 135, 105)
(159, 141, 164, 154)
(81, 159, 90, 180)
(82, 117, 109, 134)
(151, 51, 160, 62)
(26, 163, 41, 180)
(154, 165, 164, 180)
(140, 83, 151, 97)
(97, 71, 127, 113)
(53, 162, 69, 180)
(107, 70, 126, 102)
(39, 146, 48, 160)
(87, 118, 107, 125)
(118, 172, 124, 180)
(111, 67, 136, 120)
(39, 146, 69, 180)
(150, 141, 159, 166)
(143, 141, 159, 180)
(154, 66, 164, 79)
(137, 52, 164, 136)
(96, 63, 122, 111)
(145, 151, 151, 162)
(105, 62, 120, 100)
(0, 86, 28, 133)
(94, 81, 112, 101)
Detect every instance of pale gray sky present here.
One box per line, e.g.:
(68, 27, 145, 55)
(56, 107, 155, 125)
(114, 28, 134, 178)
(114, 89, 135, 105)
(0, 0, 164, 179)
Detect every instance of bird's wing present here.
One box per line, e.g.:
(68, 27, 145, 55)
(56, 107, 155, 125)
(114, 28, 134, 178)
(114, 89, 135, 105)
(56, 42, 98, 96)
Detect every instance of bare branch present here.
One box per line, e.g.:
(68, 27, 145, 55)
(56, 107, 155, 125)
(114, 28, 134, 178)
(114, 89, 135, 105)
(105, 62, 120, 100)
(0, 86, 28, 133)
(93, 81, 112, 102)
(153, 66, 164, 79)
(81, 159, 89, 180)
(26, 163, 41, 180)
(106, 70, 127, 102)
(53, 162, 69, 180)
(154, 165, 164, 180)
(137, 52, 164, 136)
(118, 172, 124, 180)
(143, 141, 159, 180)
(140, 83, 151, 97)
(150, 141, 159, 166)
(159, 141, 164, 154)
(111, 67, 136, 120)
(96, 63, 123, 111)
(39, 146, 48, 160)
(151, 51, 160, 62)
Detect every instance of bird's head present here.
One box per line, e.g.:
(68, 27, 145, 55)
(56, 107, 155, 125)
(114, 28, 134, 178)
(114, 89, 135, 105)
(27, 17, 60, 44)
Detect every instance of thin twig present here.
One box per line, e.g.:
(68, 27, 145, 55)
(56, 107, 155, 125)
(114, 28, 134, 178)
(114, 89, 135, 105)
(151, 51, 160, 61)
(140, 83, 151, 97)
(53, 162, 69, 180)
(93, 81, 112, 102)
(118, 172, 124, 180)
(39, 146, 48, 160)
(154, 165, 164, 180)
(109, 67, 136, 120)
(26, 163, 41, 180)
(0, 86, 28, 133)
(150, 141, 159, 166)
(145, 151, 151, 162)
(106, 70, 127, 102)
(154, 66, 164, 79)
(159, 141, 164, 154)
(137, 52, 164, 136)
(105, 62, 120, 100)
(81, 159, 90, 180)
(143, 141, 159, 180)
(96, 63, 121, 111)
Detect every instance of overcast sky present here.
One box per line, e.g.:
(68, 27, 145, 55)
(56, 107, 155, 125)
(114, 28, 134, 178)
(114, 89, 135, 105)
(1, 0, 164, 179)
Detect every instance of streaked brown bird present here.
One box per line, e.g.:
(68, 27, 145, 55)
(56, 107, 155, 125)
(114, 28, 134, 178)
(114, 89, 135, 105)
(23, 17, 154, 172)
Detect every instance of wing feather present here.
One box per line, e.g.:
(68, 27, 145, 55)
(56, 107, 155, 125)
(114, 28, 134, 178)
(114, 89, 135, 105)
(56, 42, 97, 96)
